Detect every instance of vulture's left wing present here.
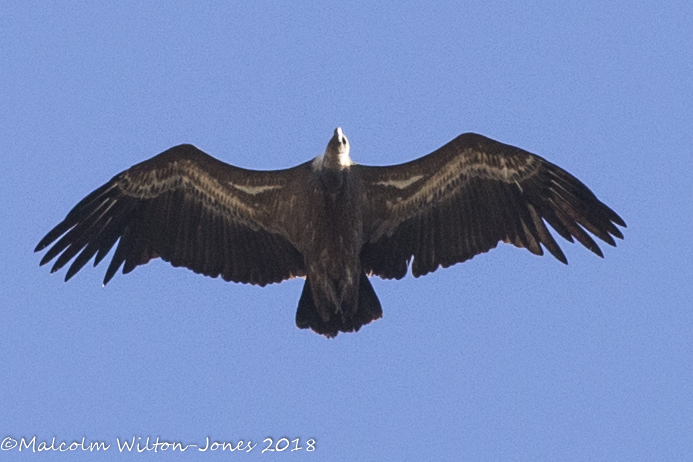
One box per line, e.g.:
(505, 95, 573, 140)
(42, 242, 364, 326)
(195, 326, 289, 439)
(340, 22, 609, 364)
(358, 133, 626, 279)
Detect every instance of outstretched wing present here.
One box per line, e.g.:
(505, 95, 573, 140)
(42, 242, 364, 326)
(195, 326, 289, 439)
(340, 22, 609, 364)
(358, 133, 626, 279)
(36, 144, 306, 286)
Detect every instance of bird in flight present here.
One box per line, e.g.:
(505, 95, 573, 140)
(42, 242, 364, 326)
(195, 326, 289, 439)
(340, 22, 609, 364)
(36, 128, 626, 337)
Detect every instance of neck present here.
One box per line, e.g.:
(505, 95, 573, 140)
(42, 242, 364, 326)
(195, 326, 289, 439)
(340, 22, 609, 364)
(324, 151, 352, 169)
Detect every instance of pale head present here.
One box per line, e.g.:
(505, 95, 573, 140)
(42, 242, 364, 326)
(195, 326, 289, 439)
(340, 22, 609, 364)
(313, 127, 352, 170)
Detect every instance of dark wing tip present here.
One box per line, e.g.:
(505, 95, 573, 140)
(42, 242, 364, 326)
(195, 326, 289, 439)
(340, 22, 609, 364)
(612, 213, 627, 229)
(38, 251, 53, 267)
(549, 246, 569, 264)
(598, 200, 627, 231)
(35, 222, 72, 253)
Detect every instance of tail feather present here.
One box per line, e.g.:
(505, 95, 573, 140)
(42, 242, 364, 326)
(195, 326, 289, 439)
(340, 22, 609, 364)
(296, 272, 382, 338)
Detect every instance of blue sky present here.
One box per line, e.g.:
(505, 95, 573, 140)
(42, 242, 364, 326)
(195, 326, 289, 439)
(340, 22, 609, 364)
(1, 1, 691, 460)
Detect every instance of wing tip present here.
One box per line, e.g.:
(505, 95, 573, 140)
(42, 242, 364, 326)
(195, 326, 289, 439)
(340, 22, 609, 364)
(553, 250, 568, 265)
(591, 245, 605, 258)
(611, 212, 627, 229)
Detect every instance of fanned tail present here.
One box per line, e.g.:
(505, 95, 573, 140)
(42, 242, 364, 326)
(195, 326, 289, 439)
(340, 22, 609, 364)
(296, 271, 382, 338)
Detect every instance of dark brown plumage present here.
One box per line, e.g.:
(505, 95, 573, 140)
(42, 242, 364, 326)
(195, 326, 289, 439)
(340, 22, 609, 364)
(36, 128, 626, 337)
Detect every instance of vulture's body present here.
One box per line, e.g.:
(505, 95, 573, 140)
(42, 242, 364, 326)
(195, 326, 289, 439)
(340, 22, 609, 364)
(36, 128, 626, 337)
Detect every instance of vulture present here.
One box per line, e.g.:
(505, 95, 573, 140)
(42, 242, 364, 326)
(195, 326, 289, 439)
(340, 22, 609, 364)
(36, 128, 626, 337)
